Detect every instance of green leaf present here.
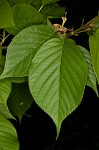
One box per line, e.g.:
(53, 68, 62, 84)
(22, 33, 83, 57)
(29, 38, 88, 137)
(0, 25, 55, 78)
(41, 3, 65, 18)
(5, 27, 19, 36)
(89, 29, 99, 84)
(0, 114, 19, 150)
(0, 78, 11, 109)
(11, 77, 27, 83)
(12, 4, 43, 30)
(0, 45, 2, 63)
(31, 0, 42, 10)
(0, 0, 14, 28)
(8, 82, 34, 121)
(0, 55, 13, 119)
(78, 45, 98, 96)
(0, 56, 11, 109)
(0, 104, 14, 119)
(8, 0, 33, 4)
(42, 0, 59, 6)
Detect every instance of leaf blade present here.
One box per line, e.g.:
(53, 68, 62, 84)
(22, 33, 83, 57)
(0, 114, 19, 150)
(29, 38, 88, 136)
(0, 0, 14, 28)
(12, 4, 43, 31)
(8, 82, 34, 121)
(0, 25, 55, 78)
(78, 45, 98, 96)
(89, 29, 99, 84)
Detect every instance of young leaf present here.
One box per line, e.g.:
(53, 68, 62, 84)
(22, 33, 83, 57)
(41, 3, 65, 18)
(42, 0, 59, 6)
(89, 29, 99, 84)
(0, 114, 19, 150)
(7, 82, 34, 121)
(29, 38, 88, 136)
(0, 0, 14, 28)
(12, 4, 43, 30)
(78, 45, 98, 96)
(0, 25, 55, 78)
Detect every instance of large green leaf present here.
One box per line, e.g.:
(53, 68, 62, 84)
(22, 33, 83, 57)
(78, 45, 98, 96)
(0, 114, 19, 150)
(41, 3, 65, 18)
(12, 4, 43, 30)
(89, 29, 99, 83)
(0, 25, 55, 78)
(29, 38, 88, 136)
(0, 0, 14, 28)
(8, 82, 34, 121)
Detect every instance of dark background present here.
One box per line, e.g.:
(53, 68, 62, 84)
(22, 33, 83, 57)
(7, 0, 99, 150)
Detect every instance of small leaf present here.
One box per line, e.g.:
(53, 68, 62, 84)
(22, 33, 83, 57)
(0, 0, 14, 28)
(42, 0, 59, 6)
(41, 3, 65, 18)
(29, 38, 88, 136)
(78, 45, 98, 96)
(89, 29, 99, 83)
(0, 114, 19, 150)
(0, 25, 55, 78)
(12, 4, 43, 30)
(8, 82, 34, 121)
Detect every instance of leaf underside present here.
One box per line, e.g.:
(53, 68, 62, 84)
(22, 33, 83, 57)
(78, 45, 98, 96)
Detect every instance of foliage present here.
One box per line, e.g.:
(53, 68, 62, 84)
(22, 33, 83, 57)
(0, 0, 99, 149)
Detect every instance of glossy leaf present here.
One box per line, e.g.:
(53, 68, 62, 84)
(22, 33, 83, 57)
(0, 25, 55, 78)
(0, 0, 14, 28)
(78, 45, 98, 96)
(0, 114, 19, 150)
(89, 29, 99, 83)
(29, 38, 88, 136)
(12, 4, 43, 31)
(8, 82, 34, 121)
